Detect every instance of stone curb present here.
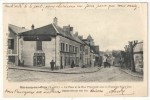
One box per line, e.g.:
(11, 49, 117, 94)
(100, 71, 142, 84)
(120, 68, 143, 78)
(8, 67, 102, 74)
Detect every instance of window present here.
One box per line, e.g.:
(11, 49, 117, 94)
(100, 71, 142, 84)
(85, 48, 88, 55)
(66, 44, 68, 52)
(80, 54, 82, 59)
(63, 43, 65, 51)
(75, 47, 78, 53)
(61, 43, 62, 51)
(73, 46, 75, 53)
(69, 45, 72, 52)
(68, 56, 70, 65)
(75, 47, 77, 53)
(69, 45, 71, 52)
(8, 56, 15, 63)
(8, 39, 14, 49)
(61, 43, 65, 51)
(36, 41, 42, 50)
(80, 45, 83, 51)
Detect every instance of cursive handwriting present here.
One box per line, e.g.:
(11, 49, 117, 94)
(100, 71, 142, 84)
(105, 87, 134, 96)
(4, 3, 139, 10)
(43, 87, 61, 93)
(5, 87, 61, 96)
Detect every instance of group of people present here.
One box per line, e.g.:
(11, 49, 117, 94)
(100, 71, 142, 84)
(50, 56, 112, 71)
(103, 56, 111, 68)
(50, 60, 75, 71)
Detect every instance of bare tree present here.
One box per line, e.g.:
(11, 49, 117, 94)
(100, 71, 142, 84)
(128, 40, 138, 72)
(124, 45, 131, 69)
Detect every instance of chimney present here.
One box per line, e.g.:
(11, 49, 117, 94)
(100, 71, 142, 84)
(31, 24, 34, 30)
(78, 35, 83, 40)
(63, 26, 69, 33)
(75, 32, 78, 36)
(70, 26, 73, 35)
(53, 17, 58, 25)
(63, 25, 73, 35)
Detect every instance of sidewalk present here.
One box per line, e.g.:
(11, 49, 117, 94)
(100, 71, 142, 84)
(120, 67, 143, 78)
(8, 64, 102, 74)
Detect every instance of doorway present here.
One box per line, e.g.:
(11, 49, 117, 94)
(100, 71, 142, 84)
(33, 53, 45, 66)
(60, 56, 63, 69)
(37, 56, 42, 66)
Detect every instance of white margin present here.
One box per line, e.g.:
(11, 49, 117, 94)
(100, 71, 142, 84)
(0, 0, 149, 100)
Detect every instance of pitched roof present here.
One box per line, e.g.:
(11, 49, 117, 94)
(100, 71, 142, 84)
(17, 23, 85, 44)
(9, 24, 29, 34)
(20, 24, 57, 36)
(87, 34, 93, 40)
(53, 24, 74, 40)
(72, 34, 85, 44)
(53, 24, 84, 44)
(134, 42, 143, 52)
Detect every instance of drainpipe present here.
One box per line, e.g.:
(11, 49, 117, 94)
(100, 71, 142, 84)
(18, 35, 21, 66)
(55, 36, 56, 68)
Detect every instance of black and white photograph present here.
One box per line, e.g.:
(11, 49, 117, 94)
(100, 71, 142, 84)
(3, 2, 147, 97)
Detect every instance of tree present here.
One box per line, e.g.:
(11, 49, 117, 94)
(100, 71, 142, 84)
(112, 50, 120, 58)
(124, 45, 131, 69)
(125, 40, 138, 72)
(129, 40, 138, 72)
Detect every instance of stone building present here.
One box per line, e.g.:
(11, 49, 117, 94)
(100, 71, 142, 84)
(7, 17, 100, 69)
(133, 41, 143, 73)
(8, 24, 29, 65)
(83, 35, 100, 67)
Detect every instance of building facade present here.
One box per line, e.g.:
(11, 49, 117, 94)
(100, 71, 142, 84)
(8, 24, 29, 65)
(133, 41, 143, 73)
(7, 17, 100, 69)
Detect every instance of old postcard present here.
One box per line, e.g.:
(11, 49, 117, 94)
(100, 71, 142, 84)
(3, 2, 147, 97)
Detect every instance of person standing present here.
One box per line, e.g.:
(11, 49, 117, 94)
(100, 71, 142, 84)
(103, 55, 107, 68)
(71, 60, 74, 68)
(111, 56, 115, 66)
(99, 56, 102, 67)
(50, 60, 55, 71)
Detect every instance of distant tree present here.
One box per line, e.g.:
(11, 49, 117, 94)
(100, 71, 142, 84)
(112, 50, 120, 58)
(124, 45, 131, 69)
(120, 51, 126, 68)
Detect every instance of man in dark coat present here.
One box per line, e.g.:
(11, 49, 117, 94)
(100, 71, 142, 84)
(99, 56, 102, 67)
(71, 60, 74, 68)
(50, 60, 55, 71)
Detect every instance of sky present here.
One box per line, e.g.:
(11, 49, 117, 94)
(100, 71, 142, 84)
(3, 3, 147, 51)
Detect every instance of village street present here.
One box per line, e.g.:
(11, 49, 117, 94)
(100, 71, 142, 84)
(7, 66, 142, 82)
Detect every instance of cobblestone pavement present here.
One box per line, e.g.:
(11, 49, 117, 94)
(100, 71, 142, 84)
(7, 66, 143, 82)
